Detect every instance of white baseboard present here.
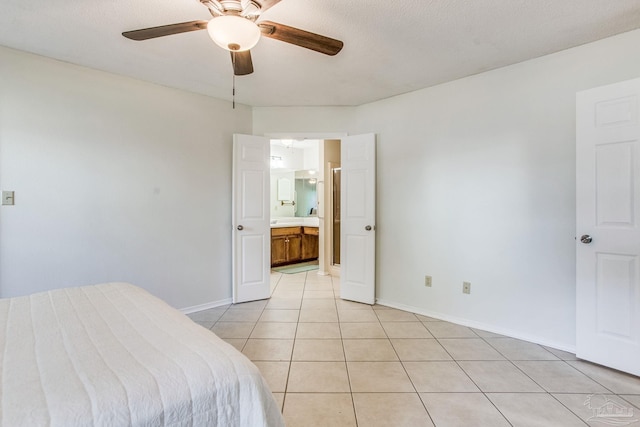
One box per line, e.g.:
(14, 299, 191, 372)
(180, 298, 232, 315)
(375, 298, 576, 354)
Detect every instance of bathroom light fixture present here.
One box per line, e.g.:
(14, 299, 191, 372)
(270, 156, 283, 169)
(207, 16, 261, 52)
(308, 170, 317, 175)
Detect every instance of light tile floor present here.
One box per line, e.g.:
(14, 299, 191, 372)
(188, 271, 640, 427)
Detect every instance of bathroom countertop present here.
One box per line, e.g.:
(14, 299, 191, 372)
(270, 217, 319, 228)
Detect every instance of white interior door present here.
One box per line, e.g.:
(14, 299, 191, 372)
(232, 134, 271, 304)
(576, 78, 640, 376)
(340, 133, 376, 304)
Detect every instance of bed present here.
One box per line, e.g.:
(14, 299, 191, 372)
(0, 282, 284, 426)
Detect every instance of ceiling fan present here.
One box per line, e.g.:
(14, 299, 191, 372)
(122, 0, 344, 76)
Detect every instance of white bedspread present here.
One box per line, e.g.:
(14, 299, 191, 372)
(0, 283, 284, 426)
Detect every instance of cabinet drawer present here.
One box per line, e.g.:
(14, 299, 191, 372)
(271, 226, 301, 237)
(303, 226, 319, 236)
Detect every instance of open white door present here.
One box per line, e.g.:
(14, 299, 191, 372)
(232, 134, 271, 304)
(340, 134, 376, 304)
(576, 78, 640, 376)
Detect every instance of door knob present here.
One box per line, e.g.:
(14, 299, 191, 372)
(580, 234, 592, 244)
(365, 225, 372, 231)
(237, 225, 244, 231)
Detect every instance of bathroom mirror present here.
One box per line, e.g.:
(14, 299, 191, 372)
(277, 178, 292, 201)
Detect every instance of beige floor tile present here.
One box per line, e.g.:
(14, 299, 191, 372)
(192, 320, 215, 329)
(283, 393, 356, 427)
(391, 339, 452, 361)
(382, 322, 433, 338)
(277, 272, 307, 282)
(274, 282, 305, 291)
(343, 339, 399, 361)
(265, 298, 302, 310)
(415, 314, 439, 322)
(340, 322, 387, 338)
(567, 360, 640, 394)
(301, 298, 336, 310)
(304, 282, 334, 291)
(372, 304, 393, 310)
(375, 309, 419, 322)
(552, 393, 638, 426)
(336, 299, 374, 310)
(271, 290, 305, 299)
(218, 309, 263, 322)
(458, 361, 544, 392)
(420, 393, 510, 427)
(187, 307, 227, 322)
(338, 309, 380, 322)
(292, 339, 345, 361)
(404, 361, 479, 392)
(295, 322, 341, 339)
(211, 321, 256, 339)
(352, 393, 434, 427)
(259, 309, 300, 322)
(242, 339, 294, 361)
(486, 337, 559, 360)
(299, 308, 338, 322)
(423, 321, 478, 338)
(621, 394, 640, 408)
(348, 362, 415, 392)
(471, 328, 506, 338)
(230, 299, 268, 310)
(304, 274, 332, 283)
(439, 339, 505, 360)
(287, 361, 350, 392)
(487, 393, 586, 427)
(542, 346, 578, 360)
(250, 322, 298, 339)
(514, 361, 610, 393)
(253, 361, 290, 392)
(272, 393, 284, 412)
(221, 338, 246, 351)
(304, 290, 336, 299)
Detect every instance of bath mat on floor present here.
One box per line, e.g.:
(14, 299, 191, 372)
(272, 261, 319, 274)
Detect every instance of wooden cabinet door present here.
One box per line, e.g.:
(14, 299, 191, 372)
(302, 234, 319, 260)
(287, 234, 303, 262)
(271, 236, 288, 266)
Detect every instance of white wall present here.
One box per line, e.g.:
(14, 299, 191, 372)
(253, 29, 640, 350)
(253, 106, 356, 136)
(0, 46, 252, 308)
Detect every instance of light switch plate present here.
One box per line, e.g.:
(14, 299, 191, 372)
(463, 281, 471, 294)
(2, 191, 14, 206)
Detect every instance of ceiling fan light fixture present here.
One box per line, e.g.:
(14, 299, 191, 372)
(207, 15, 261, 51)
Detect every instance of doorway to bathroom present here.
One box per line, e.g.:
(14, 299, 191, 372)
(232, 133, 376, 305)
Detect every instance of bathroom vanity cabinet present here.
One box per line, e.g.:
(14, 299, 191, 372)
(271, 226, 319, 267)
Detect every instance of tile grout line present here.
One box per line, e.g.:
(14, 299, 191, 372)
(379, 309, 438, 426)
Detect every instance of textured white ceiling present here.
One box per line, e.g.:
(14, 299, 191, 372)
(1, 0, 639, 107)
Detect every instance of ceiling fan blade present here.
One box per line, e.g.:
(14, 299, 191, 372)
(122, 20, 208, 41)
(259, 0, 282, 13)
(258, 21, 343, 56)
(231, 50, 254, 75)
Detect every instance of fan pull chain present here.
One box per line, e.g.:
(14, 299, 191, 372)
(231, 51, 236, 109)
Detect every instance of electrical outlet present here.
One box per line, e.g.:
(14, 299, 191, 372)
(2, 191, 14, 206)
(463, 281, 471, 294)
(424, 275, 432, 287)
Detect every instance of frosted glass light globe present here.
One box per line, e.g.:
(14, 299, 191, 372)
(207, 16, 261, 52)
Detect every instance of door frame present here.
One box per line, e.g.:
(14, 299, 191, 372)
(265, 132, 348, 277)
